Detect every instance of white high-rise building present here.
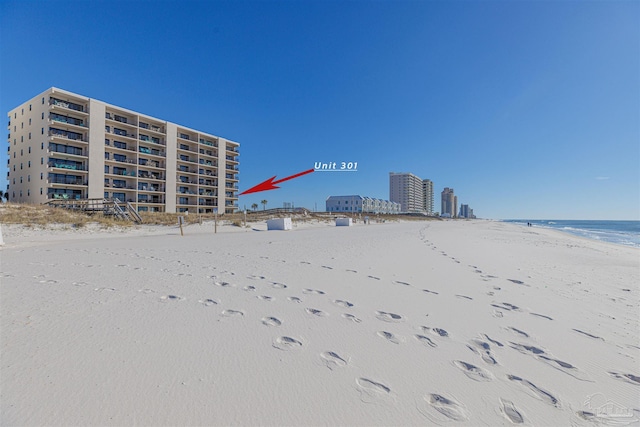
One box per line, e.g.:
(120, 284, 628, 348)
(6, 88, 239, 213)
(422, 179, 434, 216)
(389, 172, 424, 213)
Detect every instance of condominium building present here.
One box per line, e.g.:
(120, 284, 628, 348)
(6, 88, 239, 213)
(325, 195, 401, 214)
(389, 172, 425, 213)
(422, 179, 434, 216)
(459, 204, 475, 219)
(441, 187, 457, 218)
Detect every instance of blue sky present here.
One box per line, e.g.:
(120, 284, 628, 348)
(1, 0, 638, 219)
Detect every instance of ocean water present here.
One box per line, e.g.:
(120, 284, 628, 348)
(504, 220, 640, 248)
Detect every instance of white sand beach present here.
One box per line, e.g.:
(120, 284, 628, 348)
(1, 219, 638, 426)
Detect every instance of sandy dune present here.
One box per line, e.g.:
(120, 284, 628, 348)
(1, 220, 638, 426)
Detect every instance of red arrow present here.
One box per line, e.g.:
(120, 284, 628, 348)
(239, 168, 315, 195)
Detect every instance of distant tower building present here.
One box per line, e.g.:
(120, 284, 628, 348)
(422, 179, 434, 216)
(389, 172, 424, 213)
(441, 187, 457, 218)
(459, 204, 469, 218)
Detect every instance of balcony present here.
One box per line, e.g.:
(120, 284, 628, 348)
(49, 128, 85, 142)
(48, 177, 87, 185)
(50, 98, 86, 113)
(50, 114, 86, 128)
(49, 162, 86, 171)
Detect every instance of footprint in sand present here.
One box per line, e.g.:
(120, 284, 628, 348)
(456, 294, 473, 300)
(247, 275, 265, 280)
(378, 331, 402, 344)
(467, 339, 498, 365)
(375, 311, 404, 323)
(160, 294, 184, 302)
(261, 316, 282, 327)
(199, 298, 218, 306)
(530, 313, 553, 321)
(333, 299, 354, 308)
(607, 372, 640, 386)
(303, 289, 326, 295)
(507, 375, 560, 408)
(422, 326, 449, 338)
(305, 308, 329, 317)
(273, 336, 303, 351)
(572, 329, 603, 340)
(368, 275, 381, 280)
(221, 309, 244, 317)
(288, 296, 302, 303)
(492, 302, 520, 311)
(507, 327, 530, 338)
(356, 378, 392, 403)
(214, 281, 234, 288)
(499, 398, 525, 424)
(423, 289, 439, 295)
(453, 360, 493, 382)
(342, 313, 362, 323)
(244, 285, 256, 291)
(394, 281, 411, 286)
(320, 351, 348, 370)
(257, 295, 274, 301)
(414, 335, 438, 348)
(321, 265, 333, 270)
(271, 282, 287, 289)
(423, 393, 469, 422)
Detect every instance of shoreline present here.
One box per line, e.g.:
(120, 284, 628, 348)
(1, 220, 638, 426)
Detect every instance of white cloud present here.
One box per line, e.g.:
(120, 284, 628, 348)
(595, 176, 610, 180)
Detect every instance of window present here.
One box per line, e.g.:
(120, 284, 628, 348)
(20, 177, 22, 183)
(28, 175, 30, 182)
(40, 188, 43, 195)
(42, 113, 44, 119)
(41, 157, 44, 165)
(28, 132, 31, 139)
(27, 189, 30, 196)
(105, 152, 110, 160)
(21, 122, 23, 128)
(29, 147, 31, 153)
(41, 143, 44, 150)
(20, 163, 23, 170)
(41, 173, 43, 180)
(42, 97, 44, 105)
(20, 149, 22, 156)
(41, 128, 44, 134)
(28, 161, 31, 167)
(104, 165, 109, 173)
(29, 104, 32, 111)
(114, 154, 126, 162)
(29, 118, 31, 125)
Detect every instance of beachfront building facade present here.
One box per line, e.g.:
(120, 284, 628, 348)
(389, 172, 426, 213)
(326, 195, 400, 214)
(459, 204, 475, 219)
(441, 187, 457, 218)
(422, 179, 434, 216)
(6, 88, 239, 213)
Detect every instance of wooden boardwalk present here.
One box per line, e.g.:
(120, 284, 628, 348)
(45, 198, 143, 223)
